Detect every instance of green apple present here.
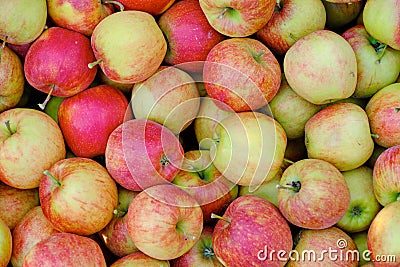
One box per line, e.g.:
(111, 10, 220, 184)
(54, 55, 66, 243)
(0, 218, 11, 267)
(44, 96, 64, 123)
(351, 231, 370, 266)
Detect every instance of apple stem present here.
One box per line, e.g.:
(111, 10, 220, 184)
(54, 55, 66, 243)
(102, 0, 124, 11)
(4, 120, 15, 135)
(376, 44, 387, 63)
(276, 181, 301, 192)
(0, 36, 7, 64)
(283, 158, 295, 165)
(88, 59, 102, 69)
(113, 209, 126, 217)
(203, 247, 215, 258)
(43, 170, 61, 187)
(289, 33, 298, 42)
(38, 84, 55, 110)
(211, 213, 231, 223)
(371, 133, 379, 139)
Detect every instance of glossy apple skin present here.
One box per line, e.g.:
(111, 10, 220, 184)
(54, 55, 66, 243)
(0, 0, 47, 45)
(110, 251, 170, 267)
(323, 0, 364, 30)
(372, 145, 400, 206)
(305, 103, 374, 171)
(117, 0, 175, 15)
(0, 218, 11, 267)
(342, 25, 400, 98)
(0, 108, 66, 189)
(47, 0, 114, 36)
(22, 232, 107, 266)
(212, 195, 292, 267)
(367, 200, 400, 266)
(39, 157, 118, 236)
(58, 84, 129, 158)
(256, 0, 326, 56)
(365, 83, 400, 148)
(158, 0, 225, 72)
(91, 11, 167, 83)
(105, 119, 184, 191)
(127, 184, 203, 260)
(11, 207, 59, 267)
(278, 159, 350, 229)
(204, 38, 281, 112)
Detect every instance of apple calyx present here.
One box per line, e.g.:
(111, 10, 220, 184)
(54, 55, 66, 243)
(211, 213, 231, 223)
(160, 155, 170, 166)
(88, 59, 102, 69)
(276, 181, 301, 192)
(101, 0, 124, 11)
(350, 206, 362, 217)
(43, 170, 62, 187)
(366, 35, 387, 63)
(4, 120, 15, 135)
(38, 84, 55, 110)
(203, 247, 215, 258)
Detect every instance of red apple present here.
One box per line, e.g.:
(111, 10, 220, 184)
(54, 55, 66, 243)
(39, 157, 118, 236)
(58, 84, 129, 158)
(105, 119, 184, 191)
(0, 218, 11, 267)
(22, 232, 107, 266)
(110, 251, 170, 267)
(117, 0, 175, 15)
(203, 37, 281, 112)
(127, 184, 203, 260)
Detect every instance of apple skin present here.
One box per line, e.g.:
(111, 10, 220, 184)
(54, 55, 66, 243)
(363, 0, 400, 50)
(6, 43, 32, 59)
(284, 30, 357, 105)
(98, 70, 134, 94)
(372, 145, 400, 206)
(210, 111, 287, 187)
(39, 157, 118, 236)
(0, 0, 47, 45)
(351, 231, 370, 266)
(367, 144, 386, 168)
(47, 0, 114, 36)
(110, 251, 170, 267)
(203, 37, 281, 112)
(11, 206, 59, 267)
(91, 11, 167, 84)
(0, 218, 11, 267)
(58, 84, 129, 158)
(0, 108, 66, 189)
(365, 83, 400, 148)
(278, 159, 350, 230)
(131, 66, 200, 134)
(342, 25, 400, 98)
(0, 183, 39, 230)
(127, 184, 203, 260)
(172, 150, 239, 224)
(336, 166, 381, 233)
(256, 0, 326, 56)
(212, 195, 292, 267)
(105, 119, 184, 191)
(322, 0, 364, 30)
(98, 187, 139, 258)
(305, 103, 374, 171)
(22, 232, 107, 266)
(367, 200, 400, 266)
(44, 96, 64, 123)
(117, 0, 175, 15)
(0, 46, 24, 112)
(171, 225, 223, 267)
(287, 227, 358, 267)
(199, 0, 276, 37)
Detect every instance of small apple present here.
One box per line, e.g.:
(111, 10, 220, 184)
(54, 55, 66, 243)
(322, 0, 364, 30)
(0, 218, 11, 267)
(116, 0, 175, 15)
(110, 251, 170, 267)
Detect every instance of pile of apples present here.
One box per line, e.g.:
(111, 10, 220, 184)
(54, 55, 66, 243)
(1, 0, 400, 266)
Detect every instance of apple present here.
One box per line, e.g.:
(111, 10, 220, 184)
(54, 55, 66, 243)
(158, 0, 225, 73)
(39, 157, 118, 236)
(256, 0, 326, 56)
(365, 83, 400, 148)
(284, 30, 357, 105)
(342, 25, 400, 98)
(203, 37, 281, 112)
(90, 11, 167, 83)
(47, 0, 114, 36)
(363, 0, 400, 50)
(372, 145, 400, 206)
(351, 231, 371, 266)
(116, 0, 175, 15)
(0, 183, 39, 230)
(212, 195, 292, 267)
(172, 150, 239, 223)
(0, 0, 47, 45)
(322, 0, 364, 30)
(171, 225, 223, 267)
(44, 96, 64, 123)
(98, 187, 139, 258)
(11, 206, 59, 267)
(58, 84, 129, 158)
(278, 158, 350, 229)
(131, 66, 200, 134)
(6, 42, 31, 59)
(287, 227, 358, 266)
(22, 232, 107, 266)
(210, 111, 287, 187)
(199, 0, 276, 37)
(0, 108, 66, 189)
(0, 218, 11, 267)
(110, 251, 170, 267)
(269, 76, 322, 140)
(0, 45, 24, 112)
(305, 102, 374, 171)
(105, 119, 184, 191)
(127, 184, 203, 260)
(367, 200, 400, 266)
(336, 166, 381, 233)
